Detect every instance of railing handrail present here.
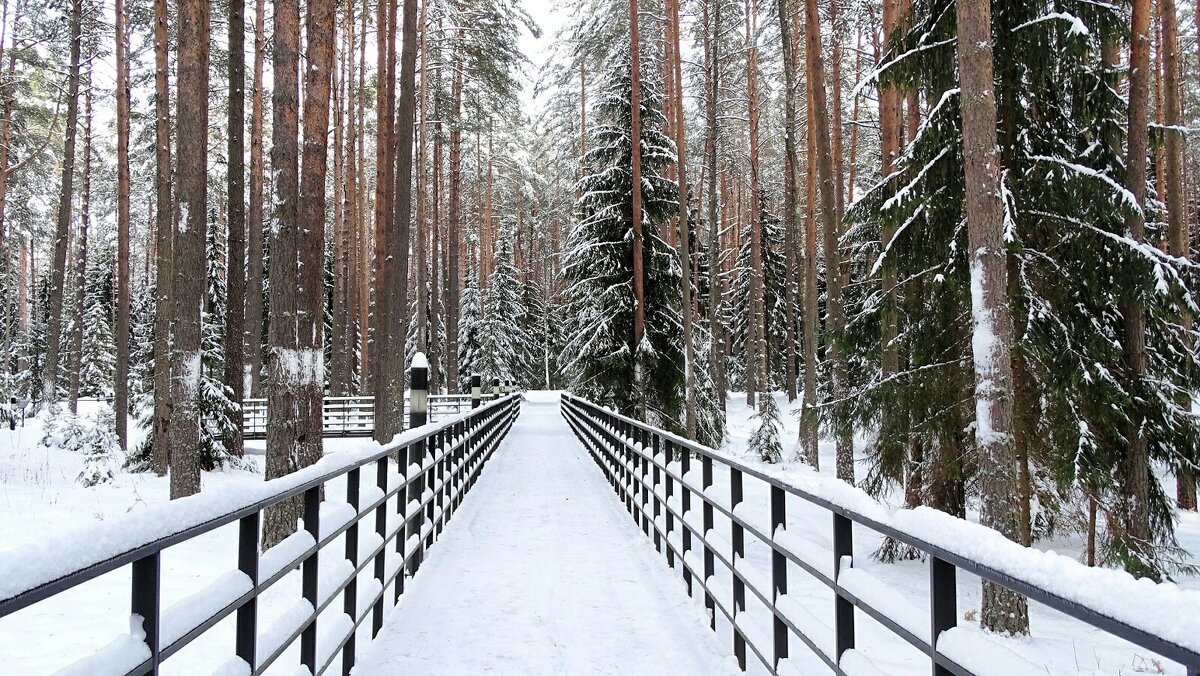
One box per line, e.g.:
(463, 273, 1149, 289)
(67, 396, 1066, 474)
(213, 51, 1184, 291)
(0, 394, 519, 620)
(560, 392, 1200, 675)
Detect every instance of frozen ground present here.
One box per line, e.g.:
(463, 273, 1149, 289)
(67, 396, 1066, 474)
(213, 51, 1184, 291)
(0, 393, 1197, 675)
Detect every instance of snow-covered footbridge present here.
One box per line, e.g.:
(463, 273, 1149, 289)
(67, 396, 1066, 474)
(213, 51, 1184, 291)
(1, 393, 1199, 676)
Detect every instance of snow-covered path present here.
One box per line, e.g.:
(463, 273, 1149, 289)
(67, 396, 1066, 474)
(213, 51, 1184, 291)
(353, 398, 735, 675)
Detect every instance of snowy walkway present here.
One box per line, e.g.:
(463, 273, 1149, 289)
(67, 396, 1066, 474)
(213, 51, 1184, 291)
(353, 397, 734, 675)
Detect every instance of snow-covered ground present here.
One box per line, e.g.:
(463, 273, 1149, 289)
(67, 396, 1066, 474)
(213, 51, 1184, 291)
(714, 392, 1200, 675)
(0, 394, 1197, 675)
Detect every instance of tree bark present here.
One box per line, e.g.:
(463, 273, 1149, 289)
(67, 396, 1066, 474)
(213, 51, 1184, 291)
(390, 0, 419, 404)
(169, 0, 211, 499)
(778, 0, 800, 406)
(446, 36, 464, 393)
(224, 0, 246, 457)
(371, 0, 396, 439)
(264, 0, 301, 545)
(802, 53, 820, 468)
(1119, 0, 1154, 573)
(151, 0, 173, 475)
(1158, 0, 1195, 511)
(956, 0, 1029, 633)
(805, 0, 850, 480)
(245, 0, 266, 398)
(41, 0, 82, 410)
(667, 0, 696, 437)
(115, 0, 132, 449)
(629, 0, 647, 357)
(69, 66, 92, 415)
(295, 0, 335, 480)
(704, 0, 726, 414)
(746, 0, 767, 412)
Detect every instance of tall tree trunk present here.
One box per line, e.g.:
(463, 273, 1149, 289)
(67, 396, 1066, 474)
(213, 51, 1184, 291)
(264, 0, 301, 545)
(446, 37, 463, 393)
(69, 67, 92, 415)
(245, 0, 266, 398)
(1159, 0, 1195, 511)
(956, 0, 1029, 632)
(629, 0, 647, 373)
(41, 0, 83, 410)
(415, 2, 429, 351)
(225, 0, 246, 457)
(667, 0, 696, 437)
(746, 0, 767, 412)
(169, 0, 211, 499)
(295, 0, 335, 483)
(805, 0, 849, 480)
(778, 0, 800, 405)
(371, 0, 396, 439)
(1119, 0, 1154, 574)
(151, 0, 173, 475)
(332, 4, 356, 396)
(704, 0, 726, 414)
(802, 42, 820, 469)
(357, 0, 370, 387)
(115, 0, 132, 449)
(390, 0, 419, 405)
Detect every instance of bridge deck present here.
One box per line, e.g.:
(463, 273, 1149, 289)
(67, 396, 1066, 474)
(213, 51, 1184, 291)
(354, 398, 733, 675)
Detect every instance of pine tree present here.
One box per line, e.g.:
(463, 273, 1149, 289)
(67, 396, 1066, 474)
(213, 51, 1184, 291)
(77, 408, 119, 487)
(730, 190, 791, 391)
(199, 222, 243, 471)
(79, 256, 116, 398)
(562, 44, 686, 431)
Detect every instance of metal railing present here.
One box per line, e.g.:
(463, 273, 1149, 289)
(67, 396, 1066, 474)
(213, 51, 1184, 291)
(241, 394, 497, 439)
(0, 393, 521, 675)
(560, 393, 1200, 676)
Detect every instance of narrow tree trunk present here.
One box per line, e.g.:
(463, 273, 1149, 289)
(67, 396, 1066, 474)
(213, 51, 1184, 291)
(802, 53, 820, 469)
(151, 0, 173, 475)
(629, 0, 647, 363)
(68, 68, 92, 415)
(264, 0, 301, 545)
(667, 0, 696, 437)
(956, 0, 1029, 632)
(746, 0, 767, 412)
(1158, 0, 1195, 511)
(41, 0, 83, 410)
(805, 0, 849, 480)
(225, 0, 246, 457)
(1119, 0, 1154, 574)
(778, 0, 800, 405)
(295, 0, 335, 480)
(115, 0, 132, 449)
(446, 38, 463, 393)
(704, 0, 726, 414)
(169, 0, 211, 499)
(245, 0, 266, 398)
(371, 0, 397, 438)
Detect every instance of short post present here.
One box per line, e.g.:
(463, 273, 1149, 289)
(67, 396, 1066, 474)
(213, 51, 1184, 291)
(471, 374, 481, 409)
(410, 353, 428, 428)
(493, 378, 501, 398)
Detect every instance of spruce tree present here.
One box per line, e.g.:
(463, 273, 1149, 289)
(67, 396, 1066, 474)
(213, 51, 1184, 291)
(457, 271, 484, 392)
(562, 44, 686, 431)
(79, 256, 116, 398)
(748, 392, 784, 464)
(477, 222, 528, 385)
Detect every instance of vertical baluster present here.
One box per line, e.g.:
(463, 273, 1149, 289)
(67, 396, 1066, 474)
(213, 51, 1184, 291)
(680, 444, 693, 594)
(236, 512, 260, 670)
(341, 468, 360, 674)
(300, 486, 321, 672)
(702, 454, 715, 629)
(641, 428, 652, 536)
(833, 513, 855, 664)
(425, 430, 437, 549)
(664, 439, 675, 568)
(652, 432, 662, 551)
(131, 552, 161, 674)
(372, 457, 388, 635)
(930, 556, 957, 676)
(770, 485, 788, 668)
(731, 467, 746, 670)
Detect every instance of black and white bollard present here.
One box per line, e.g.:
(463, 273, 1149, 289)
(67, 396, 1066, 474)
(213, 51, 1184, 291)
(410, 352, 428, 428)
(471, 374, 481, 409)
(493, 378, 501, 398)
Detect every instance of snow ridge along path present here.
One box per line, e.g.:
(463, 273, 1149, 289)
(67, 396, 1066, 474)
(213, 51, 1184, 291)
(354, 397, 736, 675)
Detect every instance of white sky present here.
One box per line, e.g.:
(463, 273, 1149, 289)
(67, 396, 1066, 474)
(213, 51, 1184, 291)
(516, 1, 567, 119)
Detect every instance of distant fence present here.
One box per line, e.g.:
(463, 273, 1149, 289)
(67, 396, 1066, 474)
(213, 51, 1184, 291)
(240, 394, 485, 439)
(0, 388, 521, 675)
(560, 393, 1200, 676)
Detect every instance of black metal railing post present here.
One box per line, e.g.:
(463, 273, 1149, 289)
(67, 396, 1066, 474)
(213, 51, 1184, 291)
(702, 453, 715, 630)
(373, 457, 388, 634)
(651, 432, 662, 553)
(664, 438, 675, 570)
(342, 467, 361, 675)
(131, 552, 161, 674)
(930, 556, 957, 676)
(730, 467, 746, 670)
(834, 512, 855, 664)
(236, 512, 259, 669)
(770, 485, 788, 668)
(300, 486, 321, 672)
(680, 443, 693, 595)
